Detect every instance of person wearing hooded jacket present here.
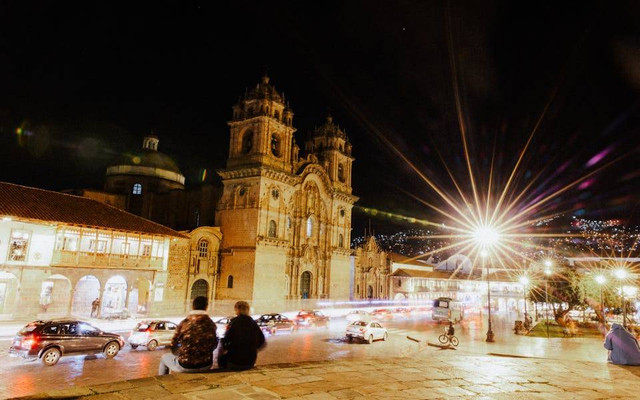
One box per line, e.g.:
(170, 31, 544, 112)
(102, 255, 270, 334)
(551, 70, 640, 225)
(604, 323, 640, 365)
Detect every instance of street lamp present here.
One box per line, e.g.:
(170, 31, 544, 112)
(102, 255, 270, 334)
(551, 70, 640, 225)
(481, 249, 494, 342)
(614, 269, 628, 327)
(595, 274, 606, 329)
(519, 276, 530, 318)
(543, 260, 553, 338)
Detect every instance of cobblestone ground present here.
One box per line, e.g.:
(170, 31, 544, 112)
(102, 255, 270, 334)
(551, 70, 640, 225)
(16, 350, 640, 400)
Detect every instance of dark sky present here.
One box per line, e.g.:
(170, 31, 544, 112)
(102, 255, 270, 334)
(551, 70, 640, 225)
(1, 1, 639, 233)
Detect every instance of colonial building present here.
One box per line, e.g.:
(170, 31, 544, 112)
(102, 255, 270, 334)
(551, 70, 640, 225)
(0, 181, 188, 319)
(351, 236, 391, 300)
(215, 75, 357, 308)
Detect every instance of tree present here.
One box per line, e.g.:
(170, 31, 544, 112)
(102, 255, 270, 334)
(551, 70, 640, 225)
(528, 266, 583, 326)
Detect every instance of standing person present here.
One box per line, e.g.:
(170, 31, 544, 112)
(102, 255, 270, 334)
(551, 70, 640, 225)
(219, 301, 265, 371)
(91, 298, 100, 318)
(157, 296, 217, 375)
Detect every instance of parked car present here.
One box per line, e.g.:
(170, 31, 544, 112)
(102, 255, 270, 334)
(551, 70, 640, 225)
(9, 319, 124, 366)
(128, 320, 178, 350)
(294, 310, 330, 328)
(345, 320, 388, 344)
(214, 316, 235, 338)
(255, 313, 296, 335)
(346, 310, 371, 322)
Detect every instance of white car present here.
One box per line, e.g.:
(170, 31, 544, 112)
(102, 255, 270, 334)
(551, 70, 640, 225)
(346, 320, 387, 344)
(214, 316, 234, 338)
(346, 310, 371, 322)
(128, 320, 177, 350)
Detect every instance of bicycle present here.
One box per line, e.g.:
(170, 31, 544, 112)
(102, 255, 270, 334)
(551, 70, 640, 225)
(438, 333, 459, 347)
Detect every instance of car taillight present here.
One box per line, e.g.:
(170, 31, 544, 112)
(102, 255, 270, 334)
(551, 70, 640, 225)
(22, 336, 38, 349)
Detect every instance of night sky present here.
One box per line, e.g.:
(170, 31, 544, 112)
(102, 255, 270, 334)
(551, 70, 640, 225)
(1, 1, 639, 233)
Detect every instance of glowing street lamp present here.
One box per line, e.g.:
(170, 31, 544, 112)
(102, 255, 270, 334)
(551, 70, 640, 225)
(595, 274, 606, 328)
(614, 269, 628, 327)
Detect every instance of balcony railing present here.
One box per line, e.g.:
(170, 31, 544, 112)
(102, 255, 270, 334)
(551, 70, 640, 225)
(52, 250, 163, 269)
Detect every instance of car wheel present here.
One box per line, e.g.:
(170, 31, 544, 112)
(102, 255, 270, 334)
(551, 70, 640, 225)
(147, 340, 158, 351)
(347, 336, 353, 343)
(41, 348, 61, 366)
(130, 344, 138, 350)
(383, 332, 388, 341)
(104, 341, 120, 359)
(368, 335, 374, 344)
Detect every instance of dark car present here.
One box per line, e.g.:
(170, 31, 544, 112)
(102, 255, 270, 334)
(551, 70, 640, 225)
(255, 313, 296, 335)
(9, 320, 125, 366)
(294, 310, 330, 328)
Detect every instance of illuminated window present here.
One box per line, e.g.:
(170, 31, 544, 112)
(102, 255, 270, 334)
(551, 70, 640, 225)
(132, 183, 142, 195)
(268, 220, 277, 238)
(306, 217, 313, 237)
(8, 230, 30, 261)
(198, 239, 209, 258)
(89, 240, 107, 253)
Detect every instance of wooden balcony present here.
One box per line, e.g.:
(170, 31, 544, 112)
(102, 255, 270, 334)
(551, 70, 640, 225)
(51, 250, 164, 270)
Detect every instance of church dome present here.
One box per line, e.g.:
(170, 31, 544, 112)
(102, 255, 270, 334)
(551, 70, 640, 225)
(106, 134, 185, 187)
(310, 114, 348, 140)
(243, 74, 283, 103)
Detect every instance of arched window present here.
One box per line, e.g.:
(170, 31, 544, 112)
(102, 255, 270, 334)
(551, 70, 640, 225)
(286, 216, 292, 230)
(271, 133, 281, 157)
(338, 234, 344, 248)
(338, 164, 345, 183)
(398, 279, 402, 287)
(227, 275, 234, 289)
(306, 216, 313, 237)
(268, 220, 277, 238)
(241, 130, 253, 153)
(197, 239, 209, 258)
(132, 183, 142, 195)
(356, 284, 360, 293)
(274, 110, 280, 120)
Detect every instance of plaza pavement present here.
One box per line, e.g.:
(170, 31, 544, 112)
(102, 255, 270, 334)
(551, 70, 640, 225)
(16, 347, 640, 399)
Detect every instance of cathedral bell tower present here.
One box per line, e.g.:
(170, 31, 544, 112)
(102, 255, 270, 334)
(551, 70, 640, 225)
(227, 75, 296, 173)
(305, 114, 354, 194)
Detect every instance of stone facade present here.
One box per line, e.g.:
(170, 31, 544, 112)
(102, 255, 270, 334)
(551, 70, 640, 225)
(352, 236, 391, 300)
(216, 76, 357, 308)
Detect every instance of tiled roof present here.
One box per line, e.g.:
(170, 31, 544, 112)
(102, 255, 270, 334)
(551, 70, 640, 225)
(389, 252, 436, 267)
(0, 181, 186, 238)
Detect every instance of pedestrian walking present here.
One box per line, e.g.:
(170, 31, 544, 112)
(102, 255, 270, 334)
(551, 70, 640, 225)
(157, 296, 218, 375)
(218, 300, 265, 371)
(91, 298, 100, 318)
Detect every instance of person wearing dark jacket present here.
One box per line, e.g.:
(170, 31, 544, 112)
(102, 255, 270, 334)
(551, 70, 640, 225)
(158, 296, 218, 375)
(219, 301, 265, 370)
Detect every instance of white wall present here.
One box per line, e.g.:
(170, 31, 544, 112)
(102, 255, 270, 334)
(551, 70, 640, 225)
(0, 219, 56, 266)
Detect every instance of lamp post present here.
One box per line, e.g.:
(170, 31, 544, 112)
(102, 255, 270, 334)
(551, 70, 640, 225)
(482, 250, 494, 342)
(614, 269, 627, 327)
(519, 276, 530, 318)
(595, 274, 606, 329)
(543, 260, 553, 338)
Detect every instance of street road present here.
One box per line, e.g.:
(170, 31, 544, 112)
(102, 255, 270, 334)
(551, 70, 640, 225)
(0, 313, 606, 398)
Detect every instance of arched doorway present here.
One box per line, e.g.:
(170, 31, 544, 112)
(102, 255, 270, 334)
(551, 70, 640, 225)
(72, 275, 100, 317)
(128, 278, 152, 315)
(191, 279, 209, 300)
(40, 275, 71, 316)
(300, 271, 312, 299)
(102, 275, 127, 316)
(0, 272, 19, 317)
(367, 285, 374, 299)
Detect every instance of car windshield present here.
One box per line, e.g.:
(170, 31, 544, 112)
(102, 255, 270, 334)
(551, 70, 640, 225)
(351, 321, 367, 327)
(298, 312, 311, 317)
(19, 323, 42, 335)
(259, 315, 274, 321)
(135, 322, 153, 331)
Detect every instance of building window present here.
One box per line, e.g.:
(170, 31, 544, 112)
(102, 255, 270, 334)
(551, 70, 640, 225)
(271, 188, 279, 199)
(338, 163, 345, 182)
(306, 217, 313, 237)
(338, 234, 344, 248)
(198, 239, 209, 258)
(227, 275, 234, 289)
(398, 279, 402, 287)
(241, 130, 253, 153)
(271, 133, 281, 157)
(142, 244, 152, 257)
(286, 216, 292, 230)
(120, 242, 130, 256)
(356, 284, 360, 293)
(132, 183, 142, 195)
(268, 220, 277, 238)
(340, 209, 345, 217)
(8, 230, 30, 261)
(89, 240, 107, 253)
